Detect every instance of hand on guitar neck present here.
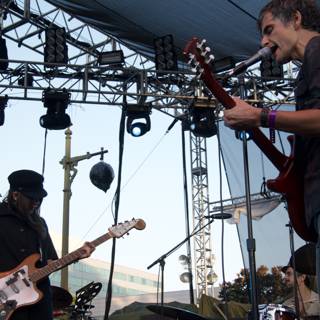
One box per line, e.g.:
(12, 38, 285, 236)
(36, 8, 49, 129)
(223, 97, 262, 131)
(78, 241, 96, 259)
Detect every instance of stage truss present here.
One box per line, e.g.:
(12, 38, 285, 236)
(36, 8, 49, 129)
(0, 0, 298, 302)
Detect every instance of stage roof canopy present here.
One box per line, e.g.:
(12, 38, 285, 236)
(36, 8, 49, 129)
(47, 0, 270, 65)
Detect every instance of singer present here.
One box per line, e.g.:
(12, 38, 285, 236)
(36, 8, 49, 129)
(223, 1, 320, 317)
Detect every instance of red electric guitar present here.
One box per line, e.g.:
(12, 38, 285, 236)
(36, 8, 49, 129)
(0, 218, 146, 320)
(184, 37, 316, 242)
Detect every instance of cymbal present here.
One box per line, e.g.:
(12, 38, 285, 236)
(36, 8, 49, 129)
(51, 285, 73, 310)
(147, 304, 208, 320)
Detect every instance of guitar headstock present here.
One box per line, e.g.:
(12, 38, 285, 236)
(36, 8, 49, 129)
(108, 218, 146, 238)
(183, 37, 215, 78)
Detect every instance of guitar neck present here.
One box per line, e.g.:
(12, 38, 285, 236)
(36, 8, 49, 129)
(30, 232, 112, 282)
(201, 64, 287, 170)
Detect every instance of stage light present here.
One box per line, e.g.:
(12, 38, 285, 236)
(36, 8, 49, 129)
(153, 34, 178, 71)
(189, 107, 217, 138)
(44, 27, 68, 65)
(18, 73, 34, 87)
(0, 37, 8, 70)
(126, 103, 151, 137)
(260, 54, 283, 79)
(212, 56, 235, 73)
(98, 50, 124, 65)
(40, 88, 71, 130)
(0, 95, 8, 126)
(178, 254, 190, 266)
(179, 272, 192, 283)
(235, 130, 253, 141)
(207, 270, 218, 284)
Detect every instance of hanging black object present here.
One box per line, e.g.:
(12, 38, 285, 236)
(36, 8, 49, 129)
(0, 38, 8, 71)
(90, 162, 114, 192)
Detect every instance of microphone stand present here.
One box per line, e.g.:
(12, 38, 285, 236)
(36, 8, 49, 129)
(238, 75, 259, 320)
(147, 217, 216, 315)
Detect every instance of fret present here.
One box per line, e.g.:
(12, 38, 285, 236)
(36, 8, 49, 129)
(30, 219, 143, 282)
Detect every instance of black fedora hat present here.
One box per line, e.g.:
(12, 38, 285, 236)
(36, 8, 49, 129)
(281, 243, 316, 275)
(8, 169, 48, 201)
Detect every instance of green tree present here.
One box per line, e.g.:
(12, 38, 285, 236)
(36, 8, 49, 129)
(219, 266, 291, 304)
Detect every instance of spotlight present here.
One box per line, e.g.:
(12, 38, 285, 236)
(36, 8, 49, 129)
(235, 130, 253, 141)
(18, 73, 34, 87)
(0, 95, 8, 126)
(178, 254, 190, 266)
(179, 272, 192, 283)
(126, 103, 151, 137)
(153, 35, 178, 72)
(98, 50, 124, 65)
(44, 27, 68, 65)
(260, 54, 283, 79)
(189, 106, 217, 138)
(40, 88, 71, 130)
(207, 270, 218, 284)
(0, 37, 8, 70)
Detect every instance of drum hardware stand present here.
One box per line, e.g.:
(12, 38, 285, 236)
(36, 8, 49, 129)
(238, 75, 259, 320)
(286, 222, 301, 320)
(147, 218, 216, 319)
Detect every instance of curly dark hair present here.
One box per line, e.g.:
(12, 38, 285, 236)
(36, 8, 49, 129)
(258, 0, 320, 33)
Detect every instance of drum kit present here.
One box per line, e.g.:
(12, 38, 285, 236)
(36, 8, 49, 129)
(52, 281, 102, 320)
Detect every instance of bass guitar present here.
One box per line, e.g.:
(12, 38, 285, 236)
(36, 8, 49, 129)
(0, 218, 146, 320)
(183, 37, 316, 242)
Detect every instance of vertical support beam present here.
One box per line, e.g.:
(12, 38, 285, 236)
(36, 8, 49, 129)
(189, 133, 214, 300)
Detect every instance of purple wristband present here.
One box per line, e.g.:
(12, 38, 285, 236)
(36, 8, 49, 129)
(268, 110, 277, 128)
(268, 110, 277, 143)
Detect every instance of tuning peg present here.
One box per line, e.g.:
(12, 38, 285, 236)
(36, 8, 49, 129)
(200, 46, 211, 57)
(205, 54, 215, 64)
(197, 39, 207, 51)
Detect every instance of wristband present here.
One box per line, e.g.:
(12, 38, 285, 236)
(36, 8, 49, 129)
(268, 110, 277, 143)
(260, 108, 270, 128)
(268, 110, 277, 128)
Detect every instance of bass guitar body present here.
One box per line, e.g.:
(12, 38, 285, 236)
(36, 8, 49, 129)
(0, 254, 42, 320)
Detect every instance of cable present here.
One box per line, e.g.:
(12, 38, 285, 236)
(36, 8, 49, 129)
(226, 0, 258, 21)
(103, 105, 126, 320)
(216, 122, 229, 315)
(41, 129, 48, 176)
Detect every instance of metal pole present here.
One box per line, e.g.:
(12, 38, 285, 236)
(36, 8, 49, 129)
(238, 75, 259, 320)
(60, 128, 72, 290)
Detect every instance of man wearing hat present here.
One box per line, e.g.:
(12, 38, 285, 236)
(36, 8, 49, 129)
(0, 169, 95, 320)
(281, 250, 320, 318)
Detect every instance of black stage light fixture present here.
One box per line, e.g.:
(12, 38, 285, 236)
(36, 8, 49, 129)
(98, 50, 124, 65)
(212, 56, 235, 74)
(0, 95, 8, 126)
(189, 106, 217, 138)
(235, 130, 253, 141)
(260, 54, 283, 79)
(44, 27, 68, 65)
(126, 103, 152, 137)
(153, 34, 178, 72)
(18, 73, 34, 87)
(0, 37, 8, 71)
(40, 88, 71, 130)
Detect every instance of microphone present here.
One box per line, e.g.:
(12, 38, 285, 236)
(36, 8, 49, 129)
(204, 213, 232, 220)
(228, 46, 275, 77)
